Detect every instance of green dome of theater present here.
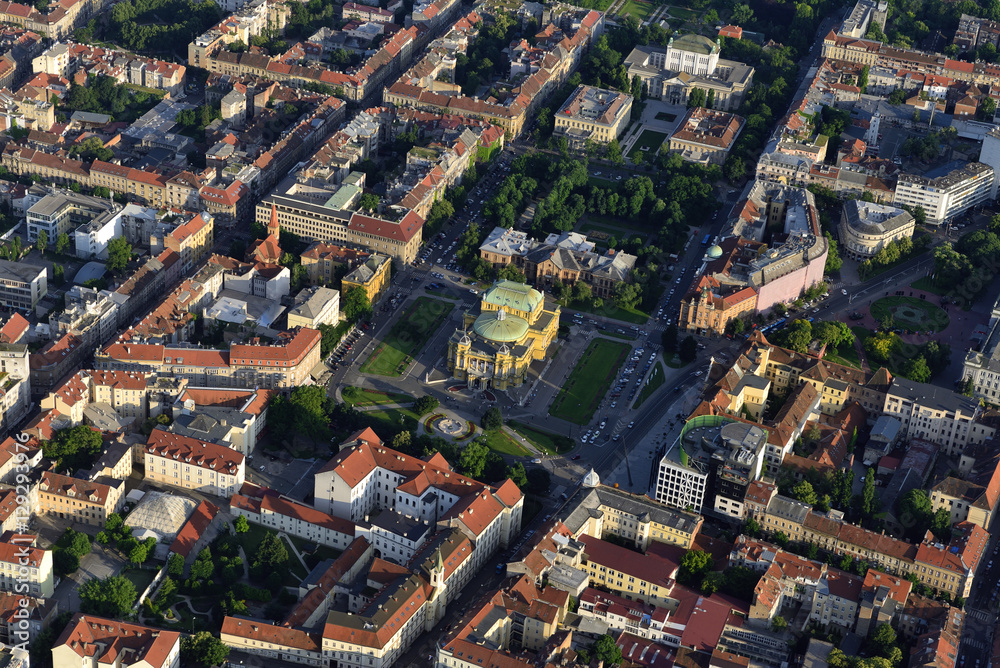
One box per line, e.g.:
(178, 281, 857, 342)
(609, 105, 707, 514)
(707, 244, 723, 259)
(482, 280, 543, 312)
(473, 308, 529, 342)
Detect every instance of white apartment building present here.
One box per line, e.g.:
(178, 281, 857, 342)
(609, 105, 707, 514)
(315, 428, 523, 572)
(25, 190, 116, 245)
(0, 344, 29, 435)
(48, 285, 120, 350)
(882, 378, 990, 456)
(0, 261, 46, 311)
(144, 429, 245, 497)
(959, 291, 1000, 404)
(838, 200, 915, 261)
(893, 162, 993, 224)
(654, 436, 709, 513)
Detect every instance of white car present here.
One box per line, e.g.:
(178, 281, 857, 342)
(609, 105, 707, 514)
(841, 288, 848, 295)
(694, 370, 703, 376)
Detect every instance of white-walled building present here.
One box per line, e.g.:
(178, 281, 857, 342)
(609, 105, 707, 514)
(0, 261, 46, 311)
(314, 428, 523, 573)
(838, 200, 915, 260)
(893, 162, 993, 225)
(882, 378, 990, 456)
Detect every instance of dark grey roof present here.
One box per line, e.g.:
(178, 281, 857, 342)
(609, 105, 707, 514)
(888, 377, 979, 415)
(563, 484, 702, 536)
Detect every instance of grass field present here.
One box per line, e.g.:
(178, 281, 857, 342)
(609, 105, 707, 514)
(667, 6, 699, 20)
(363, 407, 420, 434)
(550, 339, 630, 425)
(910, 276, 948, 296)
(508, 421, 575, 455)
(587, 176, 617, 188)
(618, 0, 654, 20)
(628, 129, 668, 158)
(870, 296, 949, 332)
(633, 361, 665, 409)
(122, 568, 156, 594)
(479, 428, 531, 457)
(360, 297, 453, 376)
(341, 387, 414, 407)
(569, 297, 649, 324)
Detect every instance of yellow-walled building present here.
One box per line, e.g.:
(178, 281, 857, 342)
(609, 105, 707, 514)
(342, 253, 391, 304)
(448, 281, 559, 390)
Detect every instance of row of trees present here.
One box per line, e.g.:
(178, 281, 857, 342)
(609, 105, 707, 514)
(769, 319, 854, 355)
(858, 236, 925, 280)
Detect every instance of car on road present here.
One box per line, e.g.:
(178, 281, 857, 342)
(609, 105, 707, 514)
(572, 454, 581, 460)
(532, 458, 541, 464)
(841, 288, 848, 295)
(694, 370, 703, 376)
(628, 422, 634, 429)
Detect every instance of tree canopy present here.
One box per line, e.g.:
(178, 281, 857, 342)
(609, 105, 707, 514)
(342, 286, 373, 322)
(44, 425, 103, 474)
(79, 575, 137, 618)
(106, 237, 132, 274)
(181, 631, 231, 668)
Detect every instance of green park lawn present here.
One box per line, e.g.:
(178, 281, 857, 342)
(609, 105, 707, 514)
(550, 339, 630, 425)
(667, 6, 699, 20)
(870, 296, 949, 332)
(628, 129, 668, 158)
(341, 387, 414, 407)
(568, 297, 649, 324)
(122, 568, 156, 594)
(479, 428, 531, 457)
(633, 361, 665, 409)
(360, 297, 453, 376)
(618, 0, 654, 20)
(508, 421, 575, 455)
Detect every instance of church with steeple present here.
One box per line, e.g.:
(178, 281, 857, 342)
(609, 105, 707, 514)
(246, 203, 283, 265)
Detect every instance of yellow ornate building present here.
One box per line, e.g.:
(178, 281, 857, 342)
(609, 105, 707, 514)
(447, 281, 559, 390)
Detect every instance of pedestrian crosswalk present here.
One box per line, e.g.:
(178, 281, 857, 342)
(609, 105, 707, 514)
(962, 637, 987, 651)
(966, 607, 994, 623)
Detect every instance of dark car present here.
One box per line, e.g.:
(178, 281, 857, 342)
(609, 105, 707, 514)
(572, 454, 582, 460)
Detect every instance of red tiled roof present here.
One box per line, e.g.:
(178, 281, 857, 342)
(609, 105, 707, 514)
(347, 210, 423, 243)
(145, 429, 244, 474)
(0, 313, 28, 343)
(222, 617, 321, 652)
(169, 500, 219, 557)
(56, 614, 180, 668)
(40, 471, 114, 506)
(579, 535, 678, 589)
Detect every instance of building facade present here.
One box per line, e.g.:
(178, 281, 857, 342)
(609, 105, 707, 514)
(553, 85, 632, 147)
(0, 260, 45, 311)
(893, 162, 993, 225)
(447, 281, 559, 390)
(838, 200, 915, 260)
(144, 429, 245, 497)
